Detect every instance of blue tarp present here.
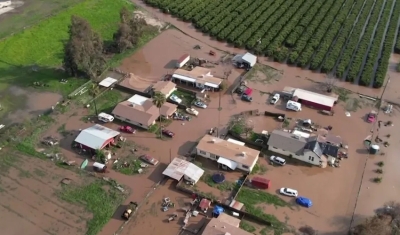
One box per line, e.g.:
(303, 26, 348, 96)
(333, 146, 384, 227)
(213, 206, 224, 215)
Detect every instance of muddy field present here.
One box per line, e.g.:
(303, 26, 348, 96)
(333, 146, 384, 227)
(0, 153, 90, 235)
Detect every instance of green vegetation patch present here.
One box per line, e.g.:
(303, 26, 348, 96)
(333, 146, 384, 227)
(202, 174, 237, 191)
(59, 180, 125, 235)
(172, 90, 195, 106)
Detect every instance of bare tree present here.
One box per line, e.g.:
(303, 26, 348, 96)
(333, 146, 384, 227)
(324, 74, 337, 93)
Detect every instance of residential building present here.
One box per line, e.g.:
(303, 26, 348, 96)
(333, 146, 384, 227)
(172, 67, 223, 90)
(151, 80, 176, 97)
(74, 124, 120, 151)
(201, 214, 253, 235)
(196, 135, 259, 172)
(267, 130, 340, 167)
(112, 95, 177, 129)
(162, 157, 204, 184)
(283, 87, 338, 111)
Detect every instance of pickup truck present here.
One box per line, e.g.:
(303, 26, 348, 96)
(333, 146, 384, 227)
(270, 94, 280, 104)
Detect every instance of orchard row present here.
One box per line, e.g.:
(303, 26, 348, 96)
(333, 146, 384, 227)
(144, 0, 400, 88)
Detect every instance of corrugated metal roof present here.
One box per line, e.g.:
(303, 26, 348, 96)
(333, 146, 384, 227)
(162, 158, 204, 182)
(75, 124, 120, 149)
(293, 89, 337, 107)
(267, 130, 307, 154)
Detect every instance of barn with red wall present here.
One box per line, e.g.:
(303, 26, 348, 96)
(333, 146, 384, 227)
(292, 89, 337, 111)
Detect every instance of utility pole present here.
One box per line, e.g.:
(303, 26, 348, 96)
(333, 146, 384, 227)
(169, 148, 172, 163)
(217, 90, 222, 137)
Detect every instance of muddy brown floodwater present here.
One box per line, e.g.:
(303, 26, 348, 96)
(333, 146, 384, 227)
(1, 86, 62, 124)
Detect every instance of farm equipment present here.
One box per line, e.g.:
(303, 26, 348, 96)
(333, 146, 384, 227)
(162, 197, 175, 212)
(121, 202, 138, 220)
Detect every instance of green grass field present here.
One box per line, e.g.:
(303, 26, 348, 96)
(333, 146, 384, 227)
(0, 0, 141, 117)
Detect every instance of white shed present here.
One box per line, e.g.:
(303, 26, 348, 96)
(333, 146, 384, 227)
(241, 53, 257, 67)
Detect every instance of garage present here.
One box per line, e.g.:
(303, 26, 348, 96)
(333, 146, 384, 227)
(292, 89, 337, 111)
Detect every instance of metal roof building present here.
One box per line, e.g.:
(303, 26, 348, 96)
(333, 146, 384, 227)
(75, 124, 120, 150)
(292, 89, 338, 111)
(162, 157, 204, 184)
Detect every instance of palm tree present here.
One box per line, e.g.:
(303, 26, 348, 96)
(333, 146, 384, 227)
(152, 91, 166, 138)
(89, 83, 100, 116)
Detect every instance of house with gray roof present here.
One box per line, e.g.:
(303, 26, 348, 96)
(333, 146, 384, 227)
(267, 130, 339, 167)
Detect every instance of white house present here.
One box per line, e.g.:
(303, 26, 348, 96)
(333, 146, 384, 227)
(172, 67, 223, 91)
(196, 135, 259, 172)
(267, 130, 339, 167)
(162, 157, 204, 184)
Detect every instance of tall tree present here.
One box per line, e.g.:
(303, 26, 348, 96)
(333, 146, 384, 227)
(89, 83, 100, 116)
(152, 92, 166, 138)
(63, 15, 106, 79)
(113, 8, 147, 53)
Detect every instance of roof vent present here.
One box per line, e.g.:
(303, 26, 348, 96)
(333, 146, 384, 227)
(292, 135, 300, 139)
(129, 103, 135, 107)
(211, 138, 216, 143)
(241, 152, 246, 156)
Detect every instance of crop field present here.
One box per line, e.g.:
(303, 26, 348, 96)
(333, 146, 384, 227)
(145, 0, 400, 88)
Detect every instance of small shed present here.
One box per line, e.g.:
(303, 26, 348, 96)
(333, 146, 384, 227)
(199, 198, 211, 212)
(74, 124, 120, 151)
(241, 53, 257, 67)
(99, 77, 118, 88)
(176, 54, 190, 68)
(251, 177, 270, 189)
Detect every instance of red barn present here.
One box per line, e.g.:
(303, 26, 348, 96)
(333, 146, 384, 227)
(74, 124, 120, 151)
(292, 89, 337, 111)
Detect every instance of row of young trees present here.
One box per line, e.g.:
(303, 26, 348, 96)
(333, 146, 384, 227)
(359, 0, 395, 86)
(346, 0, 385, 83)
(320, 0, 368, 73)
(62, 7, 147, 80)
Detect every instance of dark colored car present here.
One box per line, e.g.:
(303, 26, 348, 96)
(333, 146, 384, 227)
(241, 94, 253, 102)
(162, 129, 175, 138)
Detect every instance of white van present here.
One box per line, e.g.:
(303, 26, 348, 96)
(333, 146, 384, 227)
(98, 112, 114, 122)
(270, 156, 286, 166)
(286, 100, 302, 112)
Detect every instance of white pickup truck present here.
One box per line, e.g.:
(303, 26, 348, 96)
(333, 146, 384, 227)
(270, 94, 280, 104)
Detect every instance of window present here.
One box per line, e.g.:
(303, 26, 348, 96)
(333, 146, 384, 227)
(139, 123, 143, 126)
(311, 157, 314, 161)
(273, 147, 277, 149)
(115, 115, 120, 118)
(242, 165, 249, 169)
(308, 156, 312, 160)
(199, 150, 206, 155)
(126, 118, 131, 122)
(215, 155, 220, 160)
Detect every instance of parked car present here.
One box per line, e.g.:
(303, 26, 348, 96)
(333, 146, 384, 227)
(169, 94, 182, 104)
(367, 110, 377, 123)
(286, 100, 302, 111)
(280, 188, 298, 197)
(140, 154, 159, 166)
(270, 94, 280, 104)
(119, 125, 136, 134)
(270, 156, 286, 166)
(162, 129, 175, 138)
(194, 100, 207, 109)
(296, 196, 312, 208)
(235, 85, 247, 94)
(186, 108, 199, 116)
(241, 94, 253, 102)
(98, 112, 114, 122)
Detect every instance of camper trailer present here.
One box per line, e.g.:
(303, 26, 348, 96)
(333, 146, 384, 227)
(286, 100, 302, 112)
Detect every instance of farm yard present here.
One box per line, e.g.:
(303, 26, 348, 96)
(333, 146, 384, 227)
(144, 0, 400, 88)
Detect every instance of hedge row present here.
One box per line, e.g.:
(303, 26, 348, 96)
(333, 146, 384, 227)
(335, 0, 375, 78)
(320, 0, 367, 73)
(265, 0, 318, 61)
(346, 0, 385, 82)
(359, 0, 394, 86)
(284, 1, 325, 49)
(228, 0, 286, 46)
(308, 0, 356, 70)
(216, 1, 264, 40)
(374, 0, 400, 87)
(253, 0, 306, 55)
(288, 0, 336, 64)
(297, 0, 348, 67)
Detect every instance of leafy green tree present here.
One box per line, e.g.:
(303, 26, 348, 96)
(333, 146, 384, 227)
(152, 91, 166, 138)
